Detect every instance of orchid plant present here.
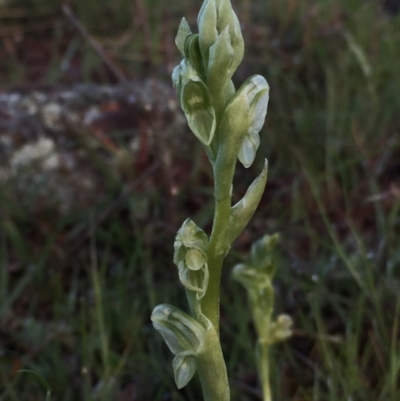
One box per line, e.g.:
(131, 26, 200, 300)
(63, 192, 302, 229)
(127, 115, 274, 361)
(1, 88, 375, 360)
(232, 234, 293, 401)
(151, 1, 292, 400)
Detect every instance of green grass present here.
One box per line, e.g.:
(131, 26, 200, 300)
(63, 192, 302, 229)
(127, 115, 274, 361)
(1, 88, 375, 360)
(1, 0, 400, 400)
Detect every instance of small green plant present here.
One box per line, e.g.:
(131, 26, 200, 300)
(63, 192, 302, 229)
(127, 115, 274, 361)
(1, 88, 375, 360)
(151, 1, 291, 399)
(232, 234, 293, 401)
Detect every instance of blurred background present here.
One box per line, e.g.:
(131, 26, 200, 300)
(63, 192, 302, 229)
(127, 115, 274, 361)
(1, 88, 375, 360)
(0, 0, 399, 400)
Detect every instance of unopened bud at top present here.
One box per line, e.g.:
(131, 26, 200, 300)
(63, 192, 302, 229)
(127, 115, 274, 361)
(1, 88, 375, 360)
(197, 0, 244, 80)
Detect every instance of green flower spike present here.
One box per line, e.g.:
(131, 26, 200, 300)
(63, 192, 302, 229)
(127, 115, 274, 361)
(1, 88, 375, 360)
(172, 59, 216, 146)
(232, 234, 288, 343)
(174, 218, 209, 299)
(155, 0, 274, 399)
(233, 235, 292, 401)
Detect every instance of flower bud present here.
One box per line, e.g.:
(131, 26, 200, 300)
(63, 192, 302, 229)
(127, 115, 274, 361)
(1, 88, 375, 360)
(173, 219, 209, 299)
(207, 26, 234, 99)
(198, 0, 243, 78)
(175, 17, 192, 58)
(216, 0, 244, 74)
(237, 75, 270, 168)
(172, 59, 216, 146)
(197, 0, 218, 66)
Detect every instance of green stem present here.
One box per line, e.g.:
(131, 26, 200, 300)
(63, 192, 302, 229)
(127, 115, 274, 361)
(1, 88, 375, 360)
(196, 325, 230, 401)
(258, 342, 272, 401)
(201, 252, 224, 331)
(194, 158, 233, 400)
(201, 190, 231, 331)
(252, 284, 274, 401)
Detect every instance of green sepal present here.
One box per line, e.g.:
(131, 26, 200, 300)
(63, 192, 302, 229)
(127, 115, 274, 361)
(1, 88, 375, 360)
(197, 0, 218, 67)
(151, 304, 206, 356)
(175, 18, 192, 58)
(227, 159, 268, 244)
(216, 0, 244, 75)
(172, 351, 198, 389)
(184, 34, 205, 78)
(214, 85, 250, 197)
(207, 26, 234, 100)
